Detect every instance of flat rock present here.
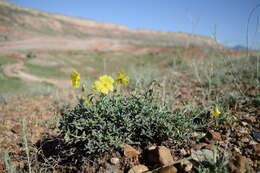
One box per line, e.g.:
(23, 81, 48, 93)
(147, 146, 174, 165)
(128, 164, 149, 173)
(110, 157, 120, 165)
(158, 166, 177, 173)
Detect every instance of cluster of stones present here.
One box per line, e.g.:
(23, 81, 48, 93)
(110, 144, 192, 173)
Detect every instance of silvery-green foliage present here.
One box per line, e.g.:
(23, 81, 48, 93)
(58, 82, 206, 155)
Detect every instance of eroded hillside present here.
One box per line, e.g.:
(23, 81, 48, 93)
(0, 0, 222, 50)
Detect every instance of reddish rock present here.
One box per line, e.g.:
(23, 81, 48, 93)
(123, 144, 140, 159)
(157, 146, 174, 165)
(128, 165, 149, 173)
(228, 155, 255, 173)
(158, 166, 177, 173)
(147, 146, 174, 166)
(206, 130, 222, 142)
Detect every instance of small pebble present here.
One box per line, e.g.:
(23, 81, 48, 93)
(110, 157, 120, 165)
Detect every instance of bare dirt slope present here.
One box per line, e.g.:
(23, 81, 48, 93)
(0, 37, 140, 51)
(0, 0, 223, 50)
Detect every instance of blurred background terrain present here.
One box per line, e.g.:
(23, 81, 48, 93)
(0, 0, 259, 172)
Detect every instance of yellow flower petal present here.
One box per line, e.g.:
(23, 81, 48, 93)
(93, 80, 102, 92)
(92, 79, 114, 94)
(211, 108, 221, 116)
(71, 72, 80, 88)
(99, 75, 114, 84)
(115, 72, 129, 86)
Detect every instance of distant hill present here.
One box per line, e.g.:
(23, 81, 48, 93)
(232, 45, 248, 51)
(231, 45, 260, 51)
(0, 0, 224, 50)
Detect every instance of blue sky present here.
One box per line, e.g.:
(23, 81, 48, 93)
(7, 0, 260, 48)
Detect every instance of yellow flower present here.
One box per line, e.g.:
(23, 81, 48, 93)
(71, 72, 80, 88)
(99, 75, 114, 84)
(115, 72, 129, 86)
(92, 75, 114, 94)
(211, 108, 221, 116)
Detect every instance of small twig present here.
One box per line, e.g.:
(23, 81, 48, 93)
(22, 118, 32, 173)
(246, 3, 260, 57)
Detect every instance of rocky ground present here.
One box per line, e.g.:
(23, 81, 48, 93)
(0, 36, 259, 172)
(0, 1, 258, 172)
(0, 77, 259, 173)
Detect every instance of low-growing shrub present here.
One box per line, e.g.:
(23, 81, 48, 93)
(58, 73, 210, 156)
(58, 81, 178, 155)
